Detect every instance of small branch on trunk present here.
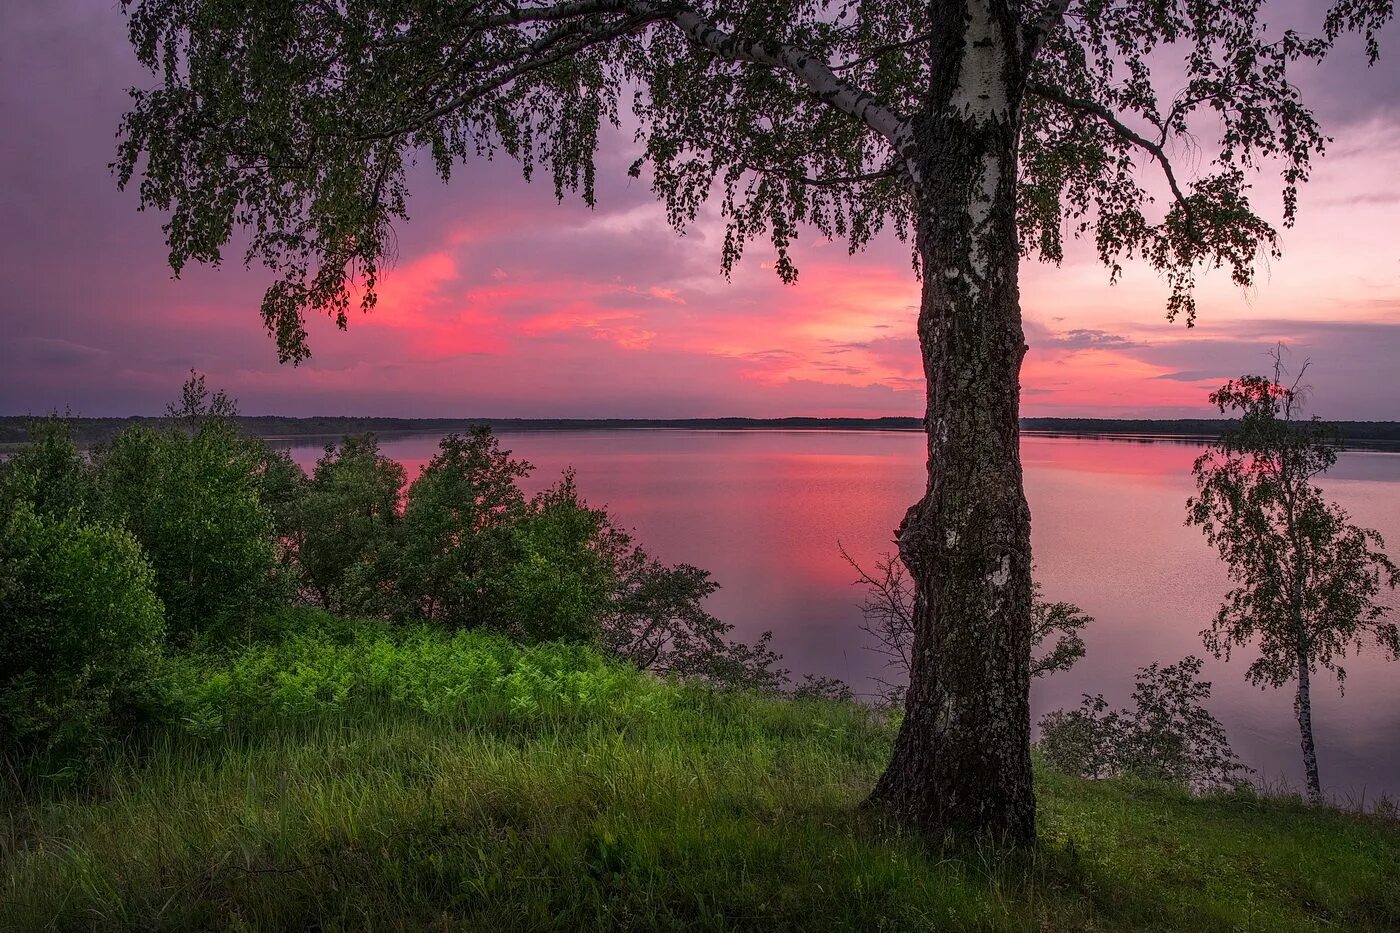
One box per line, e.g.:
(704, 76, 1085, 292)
(830, 32, 933, 72)
(1023, 0, 1076, 63)
(739, 161, 903, 188)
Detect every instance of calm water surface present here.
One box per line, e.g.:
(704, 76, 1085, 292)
(283, 430, 1400, 801)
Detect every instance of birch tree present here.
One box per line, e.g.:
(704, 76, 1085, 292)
(113, 0, 1391, 840)
(1187, 358, 1399, 805)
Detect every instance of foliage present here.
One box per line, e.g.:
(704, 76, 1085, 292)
(841, 546, 1089, 704)
(4, 629, 1399, 930)
(601, 541, 767, 687)
(499, 472, 616, 644)
(0, 415, 93, 522)
(1187, 355, 1399, 802)
(294, 434, 403, 613)
(112, 0, 1390, 360)
(253, 444, 308, 548)
(395, 429, 533, 627)
(0, 503, 164, 769)
(92, 376, 282, 643)
(1038, 656, 1251, 791)
(152, 610, 676, 736)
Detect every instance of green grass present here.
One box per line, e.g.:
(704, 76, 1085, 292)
(2, 614, 1397, 931)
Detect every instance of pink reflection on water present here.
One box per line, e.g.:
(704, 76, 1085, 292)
(281, 430, 1400, 802)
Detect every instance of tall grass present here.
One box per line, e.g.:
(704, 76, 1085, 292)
(2, 613, 1397, 930)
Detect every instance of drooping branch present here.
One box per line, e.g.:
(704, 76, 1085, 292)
(667, 7, 914, 162)
(1027, 80, 1189, 209)
(349, 1, 917, 181)
(354, 10, 660, 142)
(738, 160, 904, 189)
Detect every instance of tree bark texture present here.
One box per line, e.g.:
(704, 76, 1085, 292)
(866, 0, 1036, 843)
(1295, 646, 1324, 804)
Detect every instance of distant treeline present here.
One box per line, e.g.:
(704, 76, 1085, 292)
(1023, 418, 1400, 445)
(4, 415, 1400, 447)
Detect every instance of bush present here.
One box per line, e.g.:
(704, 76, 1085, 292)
(293, 434, 402, 612)
(1037, 656, 1252, 790)
(253, 445, 308, 552)
(396, 429, 532, 627)
(0, 503, 164, 768)
(601, 536, 791, 692)
(94, 420, 280, 644)
(500, 472, 614, 643)
(0, 416, 93, 521)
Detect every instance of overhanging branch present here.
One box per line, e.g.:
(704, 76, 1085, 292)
(1027, 80, 1190, 209)
(739, 161, 903, 188)
(667, 7, 914, 161)
(346, 0, 918, 182)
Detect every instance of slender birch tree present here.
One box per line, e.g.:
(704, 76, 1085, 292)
(114, 0, 1391, 840)
(1188, 357, 1399, 805)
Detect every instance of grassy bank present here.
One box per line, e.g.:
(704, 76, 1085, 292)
(2, 619, 1397, 931)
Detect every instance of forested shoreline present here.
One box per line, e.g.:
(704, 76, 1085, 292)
(5, 414, 1400, 448)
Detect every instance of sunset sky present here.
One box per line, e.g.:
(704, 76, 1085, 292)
(2, 2, 1398, 420)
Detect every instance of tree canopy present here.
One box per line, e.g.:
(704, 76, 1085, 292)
(116, 0, 1392, 362)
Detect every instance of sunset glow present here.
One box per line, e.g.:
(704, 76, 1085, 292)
(2, 2, 1397, 420)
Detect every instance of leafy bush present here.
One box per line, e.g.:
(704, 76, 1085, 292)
(500, 472, 614, 643)
(1037, 656, 1251, 790)
(0, 416, 93, 521)
(93, 383, 280, 643)
(601, 536, 796, 692)
(253, 445, 308, 551)
(293, 434, 402, 612)
(0, 503, 164, 768)
(396, 429, 532, 627)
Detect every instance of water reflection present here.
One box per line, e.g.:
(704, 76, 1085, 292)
(282, 430, 1400, 801)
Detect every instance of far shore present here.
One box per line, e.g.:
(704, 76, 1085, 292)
(4, 415, 1400, 450)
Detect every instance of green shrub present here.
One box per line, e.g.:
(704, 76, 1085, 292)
(501, 472, 614, 643)
(0, 503, 164, 768)
(1037, 656, 1251, 789)
(396, 429, 532, 627)
(293, 434, 403, 612)
(94, 420, 280, 644)
(0, 415, 93, 521)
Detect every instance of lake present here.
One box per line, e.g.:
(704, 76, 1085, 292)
(281, 429, 1400, 803)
